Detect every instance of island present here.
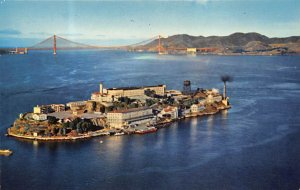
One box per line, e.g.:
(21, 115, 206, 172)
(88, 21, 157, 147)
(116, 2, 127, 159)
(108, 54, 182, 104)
(7, 79, 231, 141)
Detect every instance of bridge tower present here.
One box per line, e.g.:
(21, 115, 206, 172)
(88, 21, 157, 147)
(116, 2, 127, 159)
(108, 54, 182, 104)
(158, 35, 161, 54)
(53, 34, 57, 55)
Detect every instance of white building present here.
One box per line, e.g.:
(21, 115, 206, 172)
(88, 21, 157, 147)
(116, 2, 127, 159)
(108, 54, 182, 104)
(143, 85, 166, 96)
(91, 92, 114, 102)
(34, 104, 65, 114)
(191, 104, 205, 113)
(158, 106, 178, 119)
(213, 95, 223, 103)
(32, 113, 47, 121)
(33, 105, 50, 114)
(107, 107, 154, 128)
(66, 101, 87, 109)
(166, 90, 182, 97)
(191, 104, 198, 113)
(106, 84, 166, 98)
(50, 104, 65, 112)
(206, 94, 223, 104)
(187, 48, 197, 54)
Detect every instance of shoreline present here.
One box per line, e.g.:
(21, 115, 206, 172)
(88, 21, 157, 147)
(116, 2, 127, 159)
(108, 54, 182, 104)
(7, 105, 231, 142)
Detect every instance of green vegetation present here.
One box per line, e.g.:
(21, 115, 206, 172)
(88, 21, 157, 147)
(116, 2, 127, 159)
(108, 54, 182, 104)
(10, 116, 102, 137)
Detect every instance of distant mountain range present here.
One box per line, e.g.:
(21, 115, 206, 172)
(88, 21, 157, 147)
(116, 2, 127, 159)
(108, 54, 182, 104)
(138, 32, 300, 55)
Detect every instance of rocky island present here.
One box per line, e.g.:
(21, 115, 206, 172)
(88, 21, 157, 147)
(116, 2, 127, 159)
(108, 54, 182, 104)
(8, 79, 231, 141)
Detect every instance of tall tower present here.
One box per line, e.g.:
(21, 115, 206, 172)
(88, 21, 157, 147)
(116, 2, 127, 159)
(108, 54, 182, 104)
(223, 81, 226, 99)
(53, 34, 57, 55)
(99, 82, 103, 94)
(183, 80, 191, 94)
(158, 35, 161, 54)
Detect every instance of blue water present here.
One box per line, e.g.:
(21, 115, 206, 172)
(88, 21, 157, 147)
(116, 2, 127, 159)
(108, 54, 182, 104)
(1, 51, 300, 190)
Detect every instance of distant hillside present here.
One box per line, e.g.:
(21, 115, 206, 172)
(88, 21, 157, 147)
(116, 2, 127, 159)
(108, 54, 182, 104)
(137, 32, 300, 55)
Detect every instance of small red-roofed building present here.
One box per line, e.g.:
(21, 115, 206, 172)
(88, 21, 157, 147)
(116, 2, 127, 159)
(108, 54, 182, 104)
(158, 106, 178, 119)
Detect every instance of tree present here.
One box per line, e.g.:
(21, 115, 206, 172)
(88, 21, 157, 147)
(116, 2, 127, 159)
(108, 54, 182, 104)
(48, 116, 58, 125)
(69, 121, 76, 130)
(62, 122, 70, 129)
(59, 127, 66, 136)
(100, 105, 105, 113)
(145, 89, 156, 97)
(118, 97, 132, 105)
(146, 99, 156, 106)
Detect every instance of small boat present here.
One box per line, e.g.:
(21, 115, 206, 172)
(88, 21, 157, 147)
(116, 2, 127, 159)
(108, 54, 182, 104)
(0, 149, 13, 156)
(115, 132, 125, 136)
(99, 140, 103, 144)
(135, 127, 157, 134)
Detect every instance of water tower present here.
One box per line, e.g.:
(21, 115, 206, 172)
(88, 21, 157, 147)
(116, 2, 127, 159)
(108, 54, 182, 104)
(183, 80, 191, 94)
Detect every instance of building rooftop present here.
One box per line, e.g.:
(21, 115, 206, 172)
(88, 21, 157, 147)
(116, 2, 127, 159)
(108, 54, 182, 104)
(92, 92, 108, 95)
(107, 84, 165, 91)
(163, 106, 177, 112)
(109, 107, 151, 114)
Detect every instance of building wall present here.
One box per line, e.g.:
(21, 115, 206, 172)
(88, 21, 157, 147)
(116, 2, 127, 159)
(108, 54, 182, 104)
(106, 85, 166, 98)
(187, 48, 197, 54)
(191, 104, 205, 113)
(66, 101, 86, 108)
(144, 85, 166, 96)
(213, 95, 223, 102)
(107, 108, 153, 128)
(50, 104, 65, 112)
(33, 105, 50, 114)
(159, 106, 178, 119)
(191, 105, 198, 113)
(33, 113, 47, 121)
(123, 89, 145, 97)
(106, 89, 124, 96)
(91, 94, 114, 102)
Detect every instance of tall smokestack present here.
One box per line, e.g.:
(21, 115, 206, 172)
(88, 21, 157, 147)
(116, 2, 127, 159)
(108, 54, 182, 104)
(223, 81, 226, 99)
(100, 82, 103, 94)
(221, 75, 233, 99)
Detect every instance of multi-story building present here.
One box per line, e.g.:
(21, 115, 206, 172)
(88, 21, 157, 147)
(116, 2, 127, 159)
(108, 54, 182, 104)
(191, 104, 205, 113)
(33, 104, 65, 114)
(33, 105, 51, 114)
(50, 104, 65, 112)
(91, 92, 114, 102)
(206, 94, 223, 104)
(106, 84, 166, 98)
(158, 106, 178, 119)
(91, 83, 166, 102)
(143, 85, 166, 96)
(32, 113, 47, 121)
(186, 48, 198, 54)
(66, 101, 87, 109)
(107, 107, 154, 128)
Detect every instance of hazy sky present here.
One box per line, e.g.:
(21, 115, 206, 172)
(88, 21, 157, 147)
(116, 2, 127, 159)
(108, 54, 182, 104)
(0, 0, 299, 46)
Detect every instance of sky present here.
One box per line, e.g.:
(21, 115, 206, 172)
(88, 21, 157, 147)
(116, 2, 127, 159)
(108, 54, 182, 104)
(0, 0, 299, 47)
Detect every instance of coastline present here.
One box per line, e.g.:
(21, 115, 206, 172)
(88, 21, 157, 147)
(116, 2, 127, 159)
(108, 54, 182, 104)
(7, 105, 231, 142)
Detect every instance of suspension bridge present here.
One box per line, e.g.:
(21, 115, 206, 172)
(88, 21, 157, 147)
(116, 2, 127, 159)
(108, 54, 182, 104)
(26, 34, 168, 55)
(21, 34, 218, 55)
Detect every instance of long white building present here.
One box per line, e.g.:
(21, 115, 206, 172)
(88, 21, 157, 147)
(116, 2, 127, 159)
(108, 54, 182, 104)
(107, 107, 154, 128)
(91, 84, 166, 102)
(106, 84, 166, 98)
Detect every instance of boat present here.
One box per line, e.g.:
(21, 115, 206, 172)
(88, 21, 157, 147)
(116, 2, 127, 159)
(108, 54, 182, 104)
(135, 127, 157, 134)
(115, 132, 125, 136)
(0, 149, 13, 156)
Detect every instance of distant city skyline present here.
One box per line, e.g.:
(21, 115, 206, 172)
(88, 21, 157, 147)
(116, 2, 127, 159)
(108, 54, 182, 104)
(0, 0, 299, 47)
